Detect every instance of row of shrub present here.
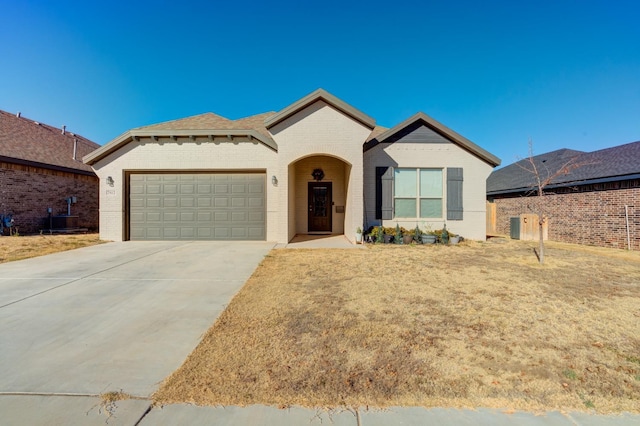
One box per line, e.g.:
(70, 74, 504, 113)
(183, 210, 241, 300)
(364, 224, 460, 244)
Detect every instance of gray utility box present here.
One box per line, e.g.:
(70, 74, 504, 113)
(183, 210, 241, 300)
(510, 217, 521, 240)
(51, 215, 79, 229)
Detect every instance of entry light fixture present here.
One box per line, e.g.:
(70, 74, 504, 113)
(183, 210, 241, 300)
(106, 176, 114, 186)
(271, 175, 278, 185)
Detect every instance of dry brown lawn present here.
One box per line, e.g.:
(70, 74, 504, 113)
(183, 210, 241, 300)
(154, 239, 640, 413)
(0, 233, 103, 263)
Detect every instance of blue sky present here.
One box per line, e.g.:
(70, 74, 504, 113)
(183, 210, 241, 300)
(2, 0, 638, 166)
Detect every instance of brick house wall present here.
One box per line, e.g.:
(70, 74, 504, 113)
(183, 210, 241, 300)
(0, 161, 99, 234)
(490, 181, 640, 251)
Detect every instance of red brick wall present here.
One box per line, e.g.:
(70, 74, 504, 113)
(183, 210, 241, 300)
(491, 186, 640, 251)
(0, 162, 99, 234)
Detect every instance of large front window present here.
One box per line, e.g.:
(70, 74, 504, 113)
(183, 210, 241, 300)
(394, 168, 443, 218)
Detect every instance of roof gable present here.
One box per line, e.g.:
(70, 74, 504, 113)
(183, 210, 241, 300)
(264, 89, 376, 130)
(0, 110, 99, 175)
(364, 112, 501, 167)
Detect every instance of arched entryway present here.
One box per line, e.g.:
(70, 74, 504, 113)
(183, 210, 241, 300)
(288, 155, 352, 240)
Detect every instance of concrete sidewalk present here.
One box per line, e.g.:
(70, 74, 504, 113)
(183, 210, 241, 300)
(2, 397, 636, 426)
(137, 404, 639, 425)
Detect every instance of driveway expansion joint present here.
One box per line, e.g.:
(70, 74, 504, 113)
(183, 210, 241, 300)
(0, 391, 150, 399)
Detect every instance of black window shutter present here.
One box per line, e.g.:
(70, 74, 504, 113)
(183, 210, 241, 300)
(375, 167, 385, 219)
(376, 167, 395, 220)
(447, 167, 463, 220)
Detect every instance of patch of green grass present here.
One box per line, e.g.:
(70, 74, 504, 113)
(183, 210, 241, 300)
(563, 369, 578, 380)
(578, 392, 596, 409)
(626, 355, 640, 365)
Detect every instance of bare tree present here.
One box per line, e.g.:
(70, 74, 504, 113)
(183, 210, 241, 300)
(517, 139, 589, 264)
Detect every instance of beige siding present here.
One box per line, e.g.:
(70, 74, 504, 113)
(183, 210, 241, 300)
(91, 136, 278, 241)
(270, 100, 370, 243)
(287, 162, 296, 240)
(364, 139, 493, 241)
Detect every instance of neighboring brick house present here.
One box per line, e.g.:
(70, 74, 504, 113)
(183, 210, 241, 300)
(0, 110, 100, 234)
(487, 141, 640, 250)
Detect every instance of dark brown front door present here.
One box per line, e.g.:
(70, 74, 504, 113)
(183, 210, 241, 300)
(308, 182, 332, 232)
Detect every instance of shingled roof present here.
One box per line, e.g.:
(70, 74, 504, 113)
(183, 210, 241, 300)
(133, 112, 234, 130)
(134, 111, 277, 139)
(85, 111, 280, 165)
(0, 110, 99, 175)
(85, 88, 501, 168)
(487, 141, 640, 195)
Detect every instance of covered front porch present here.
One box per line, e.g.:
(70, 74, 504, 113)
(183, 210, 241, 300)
(286, 154, 360, 243)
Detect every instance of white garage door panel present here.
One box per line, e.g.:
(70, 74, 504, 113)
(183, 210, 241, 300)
(129, 173, 265, 241)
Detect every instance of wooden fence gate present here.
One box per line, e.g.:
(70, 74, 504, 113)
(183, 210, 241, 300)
(486, 201, 497, 235)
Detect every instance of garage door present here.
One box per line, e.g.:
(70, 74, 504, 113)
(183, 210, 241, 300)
(129, 173, 265, 240)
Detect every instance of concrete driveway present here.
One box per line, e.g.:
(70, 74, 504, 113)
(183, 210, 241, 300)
(0, 240, 274, 399)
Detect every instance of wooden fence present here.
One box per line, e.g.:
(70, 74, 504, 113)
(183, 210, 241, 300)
(486, 202, 547, 240)
(486, 201, 497, 235)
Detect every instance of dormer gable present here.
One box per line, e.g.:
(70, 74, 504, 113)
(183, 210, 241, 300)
(264, 89, 376, 130)
(364, 112, 500, 167)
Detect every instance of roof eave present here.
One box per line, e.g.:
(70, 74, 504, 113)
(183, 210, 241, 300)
(84, 129, 278, 166)
(1, 155, 96, 176)
(83, 130, 132, 165)
(264, 88, 376, 130)
(487, 173, 640, 196)
(486, 187, 534, 196)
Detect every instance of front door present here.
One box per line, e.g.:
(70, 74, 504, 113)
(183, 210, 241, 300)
(308, 182, 332, 233)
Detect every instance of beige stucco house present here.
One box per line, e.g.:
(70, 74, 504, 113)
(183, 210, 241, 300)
(84, 89, 500, 243)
